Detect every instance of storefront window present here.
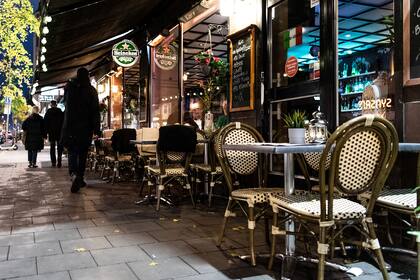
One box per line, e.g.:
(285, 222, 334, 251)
(150, 26, 180, 128)
(110, 74, 123, 130)
(337, 0, 394, 124)
(271, 0, 320, 88)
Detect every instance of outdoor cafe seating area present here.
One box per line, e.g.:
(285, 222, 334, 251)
(86, 115, 419, 279)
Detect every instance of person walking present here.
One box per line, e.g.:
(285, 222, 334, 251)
(61, 68, 100, 193)
(44, 100, 64, 167)
(22, 106, 46, 168)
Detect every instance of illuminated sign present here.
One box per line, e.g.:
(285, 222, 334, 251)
(358, 98, 392, 110)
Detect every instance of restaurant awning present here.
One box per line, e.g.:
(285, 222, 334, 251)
(35, 0, 200, 88)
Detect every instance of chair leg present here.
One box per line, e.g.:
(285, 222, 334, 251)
(156, 177, 164, 211)
(185, 176, 195, 208)
(365, 220, 390, 280)
(248, 206, 256, 266)
(138, 171, 147, 197)
(217, 197, 233, 246)
(317, 226, 327, 280)
(208, 173, 214, 208)
(268, 211, 278, 270)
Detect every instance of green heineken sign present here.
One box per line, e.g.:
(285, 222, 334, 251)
(112, 39, 139, 67)
(155, 44, 178, 70)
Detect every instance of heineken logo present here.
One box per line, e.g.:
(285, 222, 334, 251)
(155, 44, 177, 70)
(112, 39, 139, 67)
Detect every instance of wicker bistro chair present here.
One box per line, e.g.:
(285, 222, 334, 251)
(190, 129, 225, 207)
(358, 153, 419, 262)
(104, 128, 137, 184)
(216, 122, 284, 266)
(268, 115, 399, 280)
(145, 125, 197, 211)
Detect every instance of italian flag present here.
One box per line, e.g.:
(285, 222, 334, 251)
(283, 26, 303, 49)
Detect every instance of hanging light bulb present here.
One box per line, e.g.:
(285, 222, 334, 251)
(40, 55, 45, 62)
(42, 26, 49, 34)
(42, 64, 48, 72)
(43, 16, 52, 24)
(41, 37, 47, 45)
(41, 46, 47, 54)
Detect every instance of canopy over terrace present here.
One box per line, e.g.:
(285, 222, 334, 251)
(34, 0, 200, 89)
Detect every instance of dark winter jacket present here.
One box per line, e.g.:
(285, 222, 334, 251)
(61, 79, 100, 148)
(22, 113, 45, 151)
(44, 107, 64, 142)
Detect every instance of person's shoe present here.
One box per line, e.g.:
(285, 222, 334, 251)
(28, 163, 33, 168)
(71, 175, 81, 193)
(52, 162, 56, 167)
(57, 162, 62, 168)
(32, 165, 38, 168)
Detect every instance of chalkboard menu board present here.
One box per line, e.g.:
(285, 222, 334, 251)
(410, 0, 420, 79)
(229, 25, 256, 112)
(404, 0, 420, 86)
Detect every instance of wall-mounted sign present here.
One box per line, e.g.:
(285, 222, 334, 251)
(155, 44, 178, 70)
(359, 98, 392, 111)
(403, 0, 420, 86)
(112, 39, 139, 68)
(39, 95, 55, 102)
(285, 56, 299, 78)
(228, 25, 257, 112)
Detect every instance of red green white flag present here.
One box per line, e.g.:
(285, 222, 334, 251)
(283, 26, 303, 49)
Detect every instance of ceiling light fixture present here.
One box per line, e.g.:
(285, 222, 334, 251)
(40, 55, 45, 62)
(41, 37, 47, 45)
(42, 26, 49, 34)
(345, 34, 351, 38)
(43, 16, 52, 24)
(41, 46, 47, 53)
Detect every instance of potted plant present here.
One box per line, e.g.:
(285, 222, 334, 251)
(283, 110, 307, 144)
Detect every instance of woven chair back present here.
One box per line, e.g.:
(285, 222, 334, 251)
(157, 125, 197, 166)
(320, 115, 398, 204)
(303, 131, 331, 171)
(222, 123, 262, 175)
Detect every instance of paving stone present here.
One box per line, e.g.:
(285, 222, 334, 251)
(0, 258, 37, 279)
(35, 229, 81, 243)
(91, 245, 151, 265)
(0, 245, 8, 261)
(10, 271, 71, 280)
(128, 257, 198, 280)
(0, 226, 11, 235)
(117, 221, 163, 233)
(9, 241, 61, 259)
(12, 224, 55, 234)
(32, 215, 70, 224)
(148, 228, 201, 242)
(37, 252, 97, 274)
(53, 219, 96, 230)
(78, 225, 124, 238)
(185, 238, 223, 253)
(70, 263, 138, 280)
(106, 232, 157, 247)
(181, 251, 247, 273)
(1, 218, 33, 227)
(60, 236, 112, 253)
(0, 233, 34, 246)
(176, 272, 233, 280)
(91, 216, 132, 226)
(141, 240, 198, 259)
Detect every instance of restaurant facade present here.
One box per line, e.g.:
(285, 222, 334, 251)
(33, 0, 420, 182)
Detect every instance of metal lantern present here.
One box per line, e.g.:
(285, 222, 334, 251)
(307, 111, 328, 143)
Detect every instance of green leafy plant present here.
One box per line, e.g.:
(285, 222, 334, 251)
(282, 110, 307, 128)
(0, 0, 39, 104)
(194, 49, 228, 112)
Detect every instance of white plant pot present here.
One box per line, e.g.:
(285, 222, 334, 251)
(288, 128, 306, 144)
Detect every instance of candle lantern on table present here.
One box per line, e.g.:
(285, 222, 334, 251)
(307, 111, 328, 143)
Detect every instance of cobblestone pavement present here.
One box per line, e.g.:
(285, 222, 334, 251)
(0, 149, 416, 279)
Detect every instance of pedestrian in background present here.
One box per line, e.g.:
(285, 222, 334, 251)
(44, 100, 64, 167)
(61, 68, 100, 193)
(22, 106, 46, 168)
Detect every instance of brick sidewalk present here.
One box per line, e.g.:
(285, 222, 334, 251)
(0, 158, 416, 279)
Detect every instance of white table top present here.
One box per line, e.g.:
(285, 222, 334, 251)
(223, 142, 420, 154)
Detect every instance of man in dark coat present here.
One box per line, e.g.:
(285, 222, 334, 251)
(61, 68, 100, 193)
(22, 106, 46, 168)
(44, 100, 64, 167)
